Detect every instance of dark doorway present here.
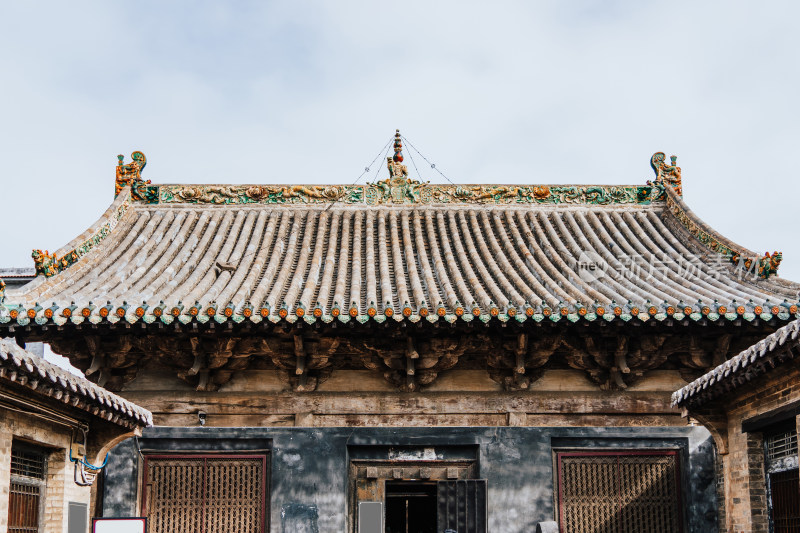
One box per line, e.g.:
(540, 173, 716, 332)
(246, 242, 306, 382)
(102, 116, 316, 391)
(385, 481, 437, 533)
(769, 468, 800, 533)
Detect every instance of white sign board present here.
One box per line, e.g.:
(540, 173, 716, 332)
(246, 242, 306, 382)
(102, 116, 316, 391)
(93, 518, 147, 533)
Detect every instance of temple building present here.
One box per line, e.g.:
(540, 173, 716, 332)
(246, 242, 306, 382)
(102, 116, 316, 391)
(1, 133, 798, 532)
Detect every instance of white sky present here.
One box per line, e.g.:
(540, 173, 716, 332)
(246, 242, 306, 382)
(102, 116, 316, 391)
(1, 1, 799, 284)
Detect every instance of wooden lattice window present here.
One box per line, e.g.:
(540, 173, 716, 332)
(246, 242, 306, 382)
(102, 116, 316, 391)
(8, 443, 48, 533)
(143, 455, 267, 533)
(556, 451, 682, 533)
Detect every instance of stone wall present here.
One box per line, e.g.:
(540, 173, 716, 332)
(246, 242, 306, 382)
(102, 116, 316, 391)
(103, 425, 718, 533)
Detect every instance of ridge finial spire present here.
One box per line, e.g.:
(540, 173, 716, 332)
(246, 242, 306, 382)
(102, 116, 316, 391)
(387, 129, 409, 179)
(393, 129, 404, 163)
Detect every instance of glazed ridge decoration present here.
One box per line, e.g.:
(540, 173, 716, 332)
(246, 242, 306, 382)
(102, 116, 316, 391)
(650, 152, 682, 195)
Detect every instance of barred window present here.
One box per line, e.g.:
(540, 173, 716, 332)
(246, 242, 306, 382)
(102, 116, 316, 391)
(144, 455, 268, 533)
(556, 450, 682, 533)
(767, 430, 799, 463)
(11, 449, 47, 479)
(8, 443, 48, 533)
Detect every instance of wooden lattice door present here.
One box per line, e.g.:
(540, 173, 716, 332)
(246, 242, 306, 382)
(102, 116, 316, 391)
(144, 455, 267, 533)
(556, 451, 682, 533)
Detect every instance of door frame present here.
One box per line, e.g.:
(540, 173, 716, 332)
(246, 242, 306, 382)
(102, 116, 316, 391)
(348, 459, 477, 533)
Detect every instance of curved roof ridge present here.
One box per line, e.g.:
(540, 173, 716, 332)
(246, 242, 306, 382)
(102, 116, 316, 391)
(663, 185, 757, 259)
(9, 189, 134, 298)
(672, 318, 800, 408)
(661, 185, 787, 284)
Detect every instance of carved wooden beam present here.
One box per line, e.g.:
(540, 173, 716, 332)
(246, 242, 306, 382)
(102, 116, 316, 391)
(196, 370, 210, 391)
(610, 367, 627, 390)
(74, 335, 140, 390)
(293, 334, 311, 390)
(628, 334, 668, 370)
(566, 335, 629, 391)
(294, 335, 307, 376)
(687, 336, 711, 369)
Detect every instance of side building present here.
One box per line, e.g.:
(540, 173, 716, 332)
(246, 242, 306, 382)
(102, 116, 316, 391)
(1, 137, 798, 532)
(674, 319, 800, 533)
(0, 339, 152, 533)
(1, 268, 43, 357)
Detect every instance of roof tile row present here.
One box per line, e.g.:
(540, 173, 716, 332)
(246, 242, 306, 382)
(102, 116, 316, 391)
(672, 319, 800, 407)
(0, 339, 152, 427)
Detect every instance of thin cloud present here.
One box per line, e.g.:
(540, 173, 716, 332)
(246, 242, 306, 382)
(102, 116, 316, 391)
(0, 1, 797, 281)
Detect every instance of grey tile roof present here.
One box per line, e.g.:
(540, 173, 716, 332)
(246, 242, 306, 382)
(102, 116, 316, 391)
(3, 183, 798, 327)
(0, 339, 152, 428)
(0, 268, 36, 278)
(672, 319, 800, 408)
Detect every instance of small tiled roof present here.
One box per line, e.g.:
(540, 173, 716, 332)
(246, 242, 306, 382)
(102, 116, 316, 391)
(0, 268, 35, 279)
(2, 143, 798, 329)
(672, 319, 800, 408)
(0, 339, 152, 428)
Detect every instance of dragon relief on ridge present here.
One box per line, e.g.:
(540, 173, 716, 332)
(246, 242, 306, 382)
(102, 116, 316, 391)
(162, 184, 350, 204)
(158, 181, 663, 206)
